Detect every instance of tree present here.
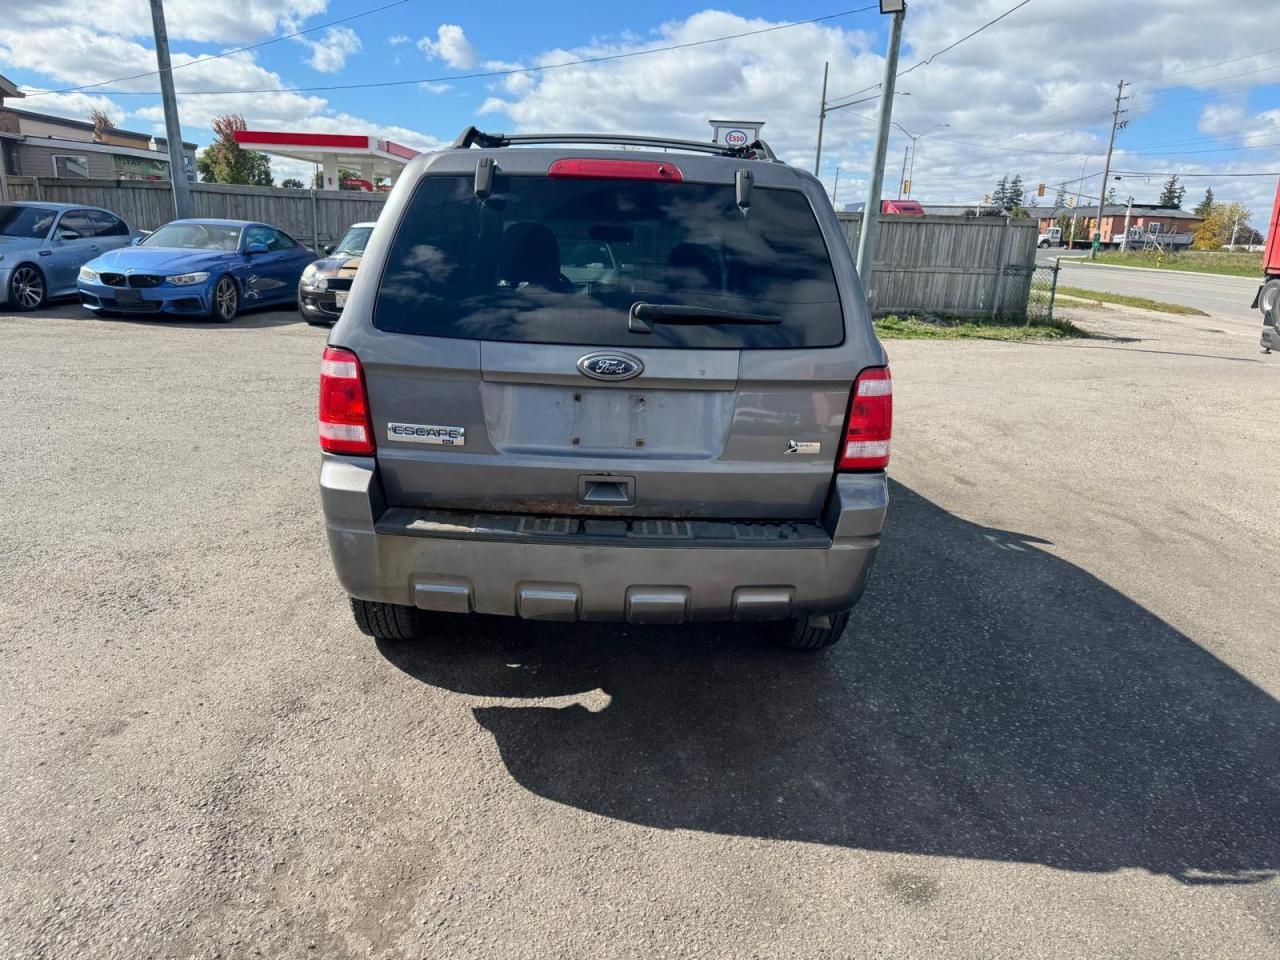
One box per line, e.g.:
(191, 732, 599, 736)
(1192, 201, 1253, 250)
(1007, 174, 1026, 210)
(89, 108, 115, 141)
(281, 178, 305, 189)
(992, 174, 1010, 210)
(195, 114, 273, 187)
(1053, 183, 1067, 208)
(1157, 175, 1186, 209)
(1193, 187, 1215, 218)
(1106, 186, 1118, 204)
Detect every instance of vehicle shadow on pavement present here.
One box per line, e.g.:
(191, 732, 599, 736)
(377, 481, 1280, 884)
(20, 301, 307, 330)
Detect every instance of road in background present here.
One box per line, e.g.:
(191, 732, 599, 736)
(1045, 258, 1261, 329)
(1, 304, 1278, 959)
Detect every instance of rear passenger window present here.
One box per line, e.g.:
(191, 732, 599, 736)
(374, 174, 844, 349)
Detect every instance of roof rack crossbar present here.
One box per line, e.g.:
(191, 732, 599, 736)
(450, 127, 777, 162)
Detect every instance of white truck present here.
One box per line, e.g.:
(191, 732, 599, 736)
(1036, 226, 1062, 248)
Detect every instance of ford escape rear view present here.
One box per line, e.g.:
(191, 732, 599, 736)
(319, 128, 890, 649)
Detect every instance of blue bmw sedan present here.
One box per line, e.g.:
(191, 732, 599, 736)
(78, 219, 313, 322)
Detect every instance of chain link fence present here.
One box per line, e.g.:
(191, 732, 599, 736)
(1025, 259, 1062, 326)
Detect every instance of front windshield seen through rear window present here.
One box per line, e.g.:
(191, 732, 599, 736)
(334, 226, 373, 256)
(144, 222, 242, 251)
(0, 205, 57, 240)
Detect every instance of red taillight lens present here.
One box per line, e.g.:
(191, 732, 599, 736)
(548, 158, 683, 182)
(838, 366, 892, 471)
(319, 346, 374, 456)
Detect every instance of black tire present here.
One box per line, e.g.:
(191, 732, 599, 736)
(8, 263, 47, 311)
(350, 597, 426, 640)
(777, 610, 851, 650)
(1259, 279, 1280, 327)
(211, 275, 238, 323)
(1037, 241, 1049, 249)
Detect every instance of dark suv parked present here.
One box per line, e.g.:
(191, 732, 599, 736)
(318, 128, 890, 649)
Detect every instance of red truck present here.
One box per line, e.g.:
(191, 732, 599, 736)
(1255, 179, 1280, 353)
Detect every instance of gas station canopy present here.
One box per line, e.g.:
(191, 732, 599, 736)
(232, 130, 419, 191)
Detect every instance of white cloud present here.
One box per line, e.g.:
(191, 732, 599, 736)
(302, 26, 362, 73)
(474, 1, 1277, 214)
(388, 35, 410, 46)
(6, 89, 128, 125)
(5, 0, 328, 45)
(417, 24, 477, 70)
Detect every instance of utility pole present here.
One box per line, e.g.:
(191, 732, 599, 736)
(1090, 78, 1127, 261)
(899, 144, 909, 199)
(1230, 211, 1241, 250)
(814, 62, 830, 177)
(893, 120, 948, 201)
(148, 0, 192, 220)
(856, 4, 906, 283)
(832, 166, 841, 206)
(1120, 195, 1134, 251)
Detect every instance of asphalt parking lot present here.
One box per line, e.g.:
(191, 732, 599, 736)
(1, 300, 1278, 959)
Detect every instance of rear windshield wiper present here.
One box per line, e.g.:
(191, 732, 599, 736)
(628, 301, 782, 334)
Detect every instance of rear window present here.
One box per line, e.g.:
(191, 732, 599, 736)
(374, 173, 844, 349)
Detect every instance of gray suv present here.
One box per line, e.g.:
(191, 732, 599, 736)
(319, 128, 890, 649)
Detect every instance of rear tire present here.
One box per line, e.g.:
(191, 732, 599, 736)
(350, 597, 426, 640)
(1259, 279, 1280, 326)
(777, 610, 851, 650)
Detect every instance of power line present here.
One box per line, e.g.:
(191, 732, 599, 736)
(826, 0, 1036, 106)
(20, 0, 413, 99)
(1110, 169, 1280, 177)
(61, 6, 880, 97)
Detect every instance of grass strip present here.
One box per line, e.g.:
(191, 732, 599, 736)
(1056, 286, 1208, 316)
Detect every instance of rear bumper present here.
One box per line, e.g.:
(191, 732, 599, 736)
(320, 455, 887, 622)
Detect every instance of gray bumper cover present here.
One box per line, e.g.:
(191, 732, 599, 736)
(320, 455, 886, 622)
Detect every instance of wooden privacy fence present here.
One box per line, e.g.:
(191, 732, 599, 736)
(838, 213, 1040, 319)
(2, 177, 388, 249)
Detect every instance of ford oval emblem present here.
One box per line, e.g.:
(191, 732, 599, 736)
(577, 352, 643, 381)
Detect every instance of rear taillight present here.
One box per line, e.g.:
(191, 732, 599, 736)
(838, 367, 892, 471)
(319, 346, 374, 456)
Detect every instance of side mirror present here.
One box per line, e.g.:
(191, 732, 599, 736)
(58, 230, 80, 241)
(321, 243, 334, 256)
(130, 236, 143, 246)
(246, 242, 269, 255)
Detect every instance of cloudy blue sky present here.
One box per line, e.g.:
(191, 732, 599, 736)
(2, 0, 1278, 219)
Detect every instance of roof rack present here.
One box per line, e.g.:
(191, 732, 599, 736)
(450, 126, 778, 162)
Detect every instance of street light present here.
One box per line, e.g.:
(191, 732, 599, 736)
(813, 60, 909, 175)
(891, 121, 949, 199)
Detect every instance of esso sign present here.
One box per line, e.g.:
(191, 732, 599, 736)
(724, 129, 749, 147)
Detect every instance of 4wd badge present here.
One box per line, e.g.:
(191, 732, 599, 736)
(387, 422, 466, 446)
